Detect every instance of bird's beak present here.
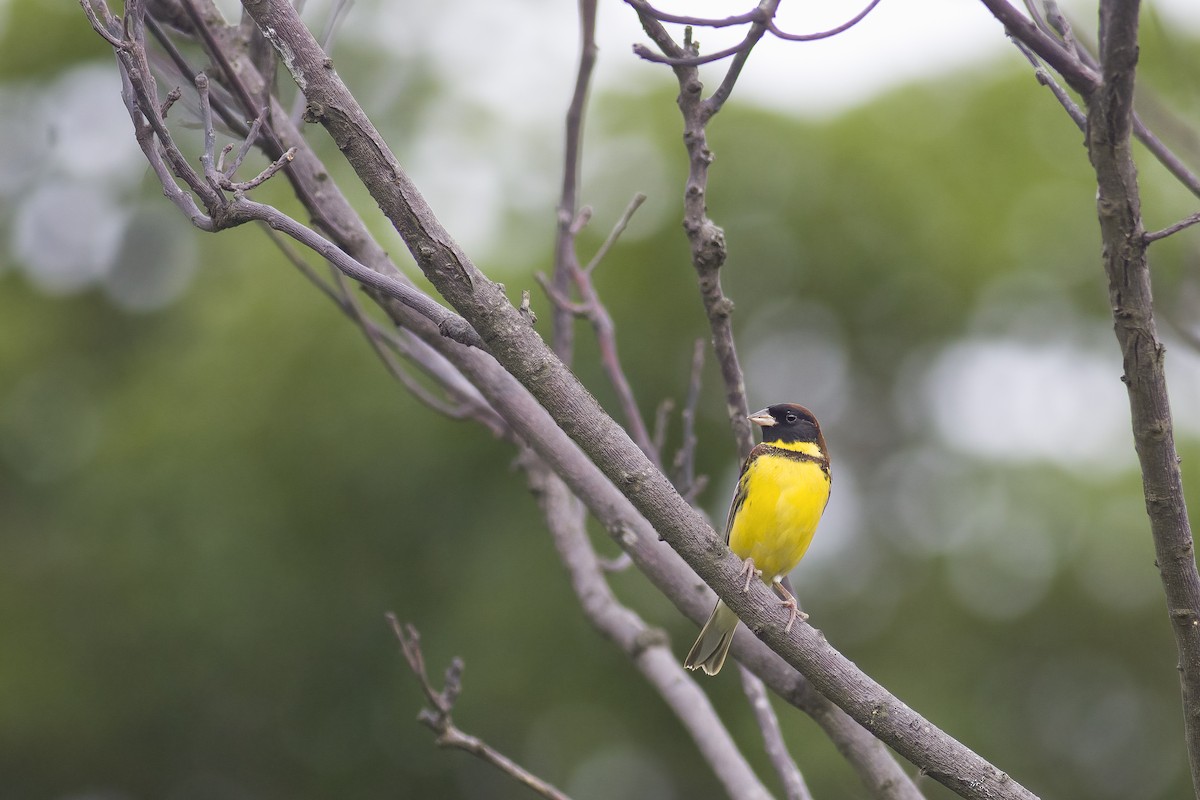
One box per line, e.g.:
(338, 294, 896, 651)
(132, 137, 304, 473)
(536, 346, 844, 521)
(748, 409, 776, 427)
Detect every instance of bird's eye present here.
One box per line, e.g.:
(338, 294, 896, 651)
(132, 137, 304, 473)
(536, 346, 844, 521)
(785, 412, 798, 423)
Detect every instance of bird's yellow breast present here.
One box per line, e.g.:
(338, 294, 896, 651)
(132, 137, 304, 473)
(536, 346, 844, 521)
(727, 442, 830, 583)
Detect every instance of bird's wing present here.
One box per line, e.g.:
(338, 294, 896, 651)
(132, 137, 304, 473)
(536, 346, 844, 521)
(722, 444, 766, 545)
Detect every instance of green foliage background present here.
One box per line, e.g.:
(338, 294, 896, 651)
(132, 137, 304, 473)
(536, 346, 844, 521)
(2, 3, 1200, 799)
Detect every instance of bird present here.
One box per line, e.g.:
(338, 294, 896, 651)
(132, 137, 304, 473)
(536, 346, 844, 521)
(684, 403, 831, 676)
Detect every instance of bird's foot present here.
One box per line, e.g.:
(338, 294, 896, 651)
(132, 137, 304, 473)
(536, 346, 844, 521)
(772, 579, 808, 632)
(738, 557, 762, 593)
(778, 597, 809, 633)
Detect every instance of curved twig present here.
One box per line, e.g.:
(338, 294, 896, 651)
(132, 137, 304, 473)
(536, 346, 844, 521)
(768, 0, 884, 42)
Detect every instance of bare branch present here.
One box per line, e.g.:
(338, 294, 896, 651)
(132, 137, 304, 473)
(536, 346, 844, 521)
(387, 616, 574, 800)
(524, 458, 773, 800)
(652, 398, 674, 458)
(225, 146, 296, 192)
(633, 38, 754, 68)
(672, 338, 706, 502)
(145, 13, 250, 138)
(705, 3, 776, 116)
(738, 666, 812, 800)
(1132, 114, 1200, 199)
(625, 1, 764, 28)
(223, 105, 269, 178)
(100, 12, 488, 353)
(630, 0, 781, 117)
(768, 0, 884, 42)
(328, 267, 496, 425)
(541, 197, 659, 463)
(550, 0, 598, 361)
(583, 193, 646, 274)
(88, 3, 971, 797)
(114, 58, 214, 228)
(1041, 2, 1200, 198)
(996, 0, 1200, 201)
(1085, 1, 1200, 794)
(236, 198, 485, 348)
(79, 0, 125, 47)
(159, 85, 182, 118)
(241, 3, 1030, 796)
(255, 225, 509, 437)
(627, 3, 756, 457)
(1145, 210, 1200, 243)
(976, 0, 1099, 94)
(1010, 37, 1086, 130)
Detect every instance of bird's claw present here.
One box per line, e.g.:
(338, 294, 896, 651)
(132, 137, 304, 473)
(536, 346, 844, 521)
(738, 557, 762, 593)
(779, 597, 809, 633)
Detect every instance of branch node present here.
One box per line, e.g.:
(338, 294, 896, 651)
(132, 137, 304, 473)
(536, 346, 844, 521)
(438, 316, 479, 347)
(519, 289, 538, 326)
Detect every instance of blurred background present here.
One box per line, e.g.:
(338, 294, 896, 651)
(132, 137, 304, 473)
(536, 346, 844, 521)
(4, 0, 1200, 798)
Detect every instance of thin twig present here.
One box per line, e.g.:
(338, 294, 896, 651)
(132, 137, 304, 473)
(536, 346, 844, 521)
(672, 338, 706, 502)
(705, 0, 781, 125)
(122, 22, 484, 348)
(550, 0, 599, 362)
(583, 193, 646, 273)
(1010, 37, 1086, 131)
(625, 1, 764, 28)
(387, 616, 574, 800)
(768, 0, 884, 41)
(633, 38, 754, 68)
(239, 197, 485, 348)
(79, 0, 125, 47)
(1132, 114, 1200, 199)
(652, 398, 675, 458)
(1145, 210, 1200, 243)
(224, 106, 269, 178)
(540, 195, 659, 463)
(1039, 0, 1200, 198)
(328, 266, 485, 422)
(225, 146, 296, 192)
(145, 13, 250, 138)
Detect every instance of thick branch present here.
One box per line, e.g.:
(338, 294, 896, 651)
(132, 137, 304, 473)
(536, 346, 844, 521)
(1086, 1, 1200, 795)
(241, 3, 1032, 797)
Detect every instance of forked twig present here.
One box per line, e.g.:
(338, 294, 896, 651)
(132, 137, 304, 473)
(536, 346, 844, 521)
(387, 615, 573, 800)
(538, 194, 658, 463)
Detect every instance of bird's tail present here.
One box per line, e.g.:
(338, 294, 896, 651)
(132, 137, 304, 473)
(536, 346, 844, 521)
(683, 600, 740, 675)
